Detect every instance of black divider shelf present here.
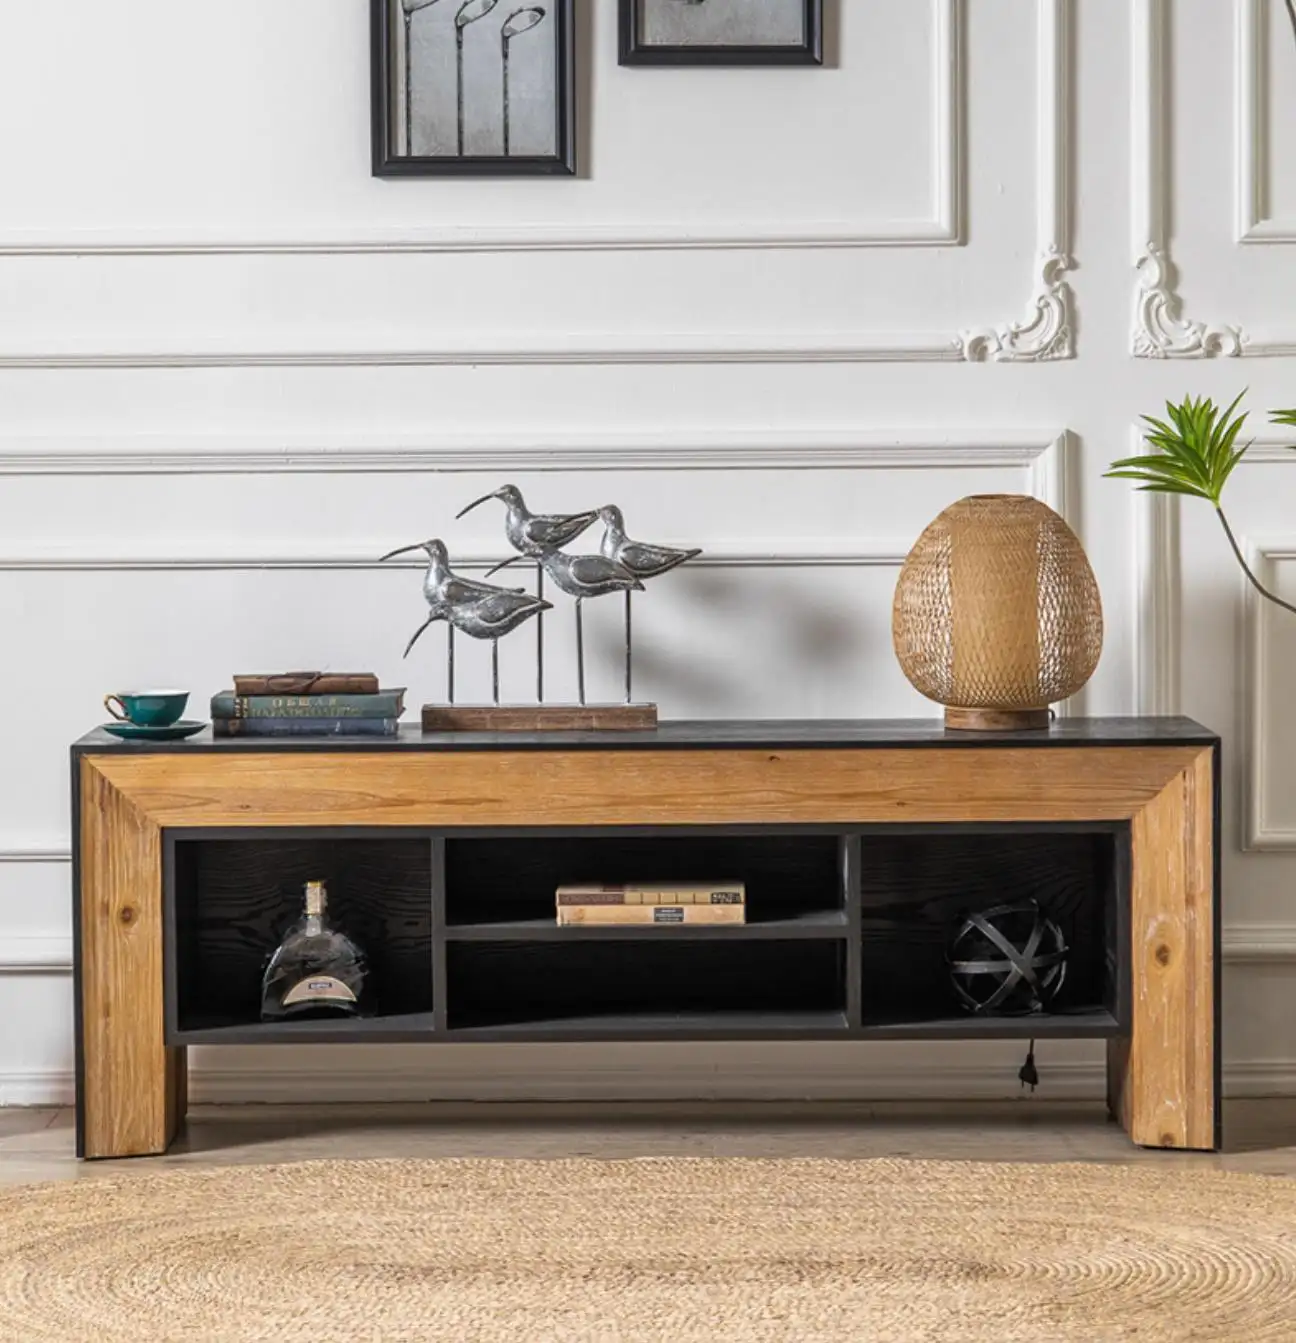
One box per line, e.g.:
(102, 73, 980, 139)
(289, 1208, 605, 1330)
(445, 910, 848, 941)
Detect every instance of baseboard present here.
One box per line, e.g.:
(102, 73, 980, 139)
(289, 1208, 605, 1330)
(7, 1055, 1296, 1108)
(0, 1070, 74, 1106)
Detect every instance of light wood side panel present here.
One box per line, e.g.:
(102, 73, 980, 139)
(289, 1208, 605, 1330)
(80, 761, 184, 1158)
(87, 746, 1202, 829)
(1118, 747, 1216, 1150)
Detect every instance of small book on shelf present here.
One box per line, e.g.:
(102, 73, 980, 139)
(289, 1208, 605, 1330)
(233, 672, 378, 695)
(556, 881, 746, 907)
(211, 689, 405, 720)
(557, 904, 746, 926)
(213, 717, 399, 738)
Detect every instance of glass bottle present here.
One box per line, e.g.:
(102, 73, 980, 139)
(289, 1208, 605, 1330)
(260, 880, 373, 1021)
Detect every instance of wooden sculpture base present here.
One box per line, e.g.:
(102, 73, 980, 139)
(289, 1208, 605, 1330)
(421, 703, 659, 732)
(944, 707, 1051, 732)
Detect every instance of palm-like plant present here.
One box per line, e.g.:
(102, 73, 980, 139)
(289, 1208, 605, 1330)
(1106, 393, 1296, 618)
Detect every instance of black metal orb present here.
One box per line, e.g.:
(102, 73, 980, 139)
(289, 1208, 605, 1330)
(948, 900, 1068, 1015)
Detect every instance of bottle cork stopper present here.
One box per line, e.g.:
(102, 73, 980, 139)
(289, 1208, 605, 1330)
(304, 881, 327, 917)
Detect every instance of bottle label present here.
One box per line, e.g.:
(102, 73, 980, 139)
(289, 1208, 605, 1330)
(282, 975, 356, 1007)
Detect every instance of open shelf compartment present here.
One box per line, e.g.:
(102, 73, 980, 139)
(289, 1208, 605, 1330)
(166, 833, 433, 1044)
(445, 939, 848, 1036)
(856, 826, 1126, 1040)
(444, 830, 845, 936)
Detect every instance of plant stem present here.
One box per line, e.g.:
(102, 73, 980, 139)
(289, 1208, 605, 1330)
(1216, 507, 1296, 617)
(1286, 0, 1296, 47)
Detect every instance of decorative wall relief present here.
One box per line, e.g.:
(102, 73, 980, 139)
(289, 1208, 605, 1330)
(372, 0, 575, 176)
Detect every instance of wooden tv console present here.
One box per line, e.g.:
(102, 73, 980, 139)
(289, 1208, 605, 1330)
(71, 718, 1220, 1159)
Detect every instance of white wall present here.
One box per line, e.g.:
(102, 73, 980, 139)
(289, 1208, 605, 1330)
(0, 0, 1292, 1106)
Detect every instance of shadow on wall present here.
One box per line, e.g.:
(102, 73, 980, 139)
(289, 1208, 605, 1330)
(588, 568, 868, 712)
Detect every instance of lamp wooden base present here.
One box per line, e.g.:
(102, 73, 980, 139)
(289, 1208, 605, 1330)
(944, 707, 1052, 732)
(421, 703, 659, 732)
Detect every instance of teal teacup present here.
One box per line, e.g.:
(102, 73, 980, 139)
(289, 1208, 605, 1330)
(104, 690, 189, 728)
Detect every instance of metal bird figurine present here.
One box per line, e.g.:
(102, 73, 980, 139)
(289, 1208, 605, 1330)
(536, 550, 643, 706)
(457, 484, 598, 556)
(457, 485, 599, 702)
(380, 537, 547, 704)
(598, 505, 702, 703)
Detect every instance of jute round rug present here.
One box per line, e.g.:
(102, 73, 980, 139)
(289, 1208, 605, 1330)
(1, 1157, 1294, 1341)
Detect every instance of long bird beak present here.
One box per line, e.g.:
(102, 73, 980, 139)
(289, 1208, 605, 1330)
(483, 555, 525, 579)
(379, 542, 427, 562)
(455, 492, 497, 519)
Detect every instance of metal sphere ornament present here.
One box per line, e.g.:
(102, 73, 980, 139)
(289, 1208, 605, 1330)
(947, 900, 1068, 1015)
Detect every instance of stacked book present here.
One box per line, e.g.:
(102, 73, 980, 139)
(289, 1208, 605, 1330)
(211, 673, 405, 738)
(556, 881, 747, 926)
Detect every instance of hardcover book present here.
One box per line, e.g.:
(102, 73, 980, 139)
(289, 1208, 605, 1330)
(212, 690, 405, 720)
(555, 881, 746, 906)
(233, 672, 379, 695)
(212, 717, 399, 738)
(557, 904, 746, 926)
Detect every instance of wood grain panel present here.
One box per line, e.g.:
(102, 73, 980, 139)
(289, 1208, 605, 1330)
(80, 760, 184, 1158)
(85, 746, 1201, 829)
(1115, 747, 1216, 1150)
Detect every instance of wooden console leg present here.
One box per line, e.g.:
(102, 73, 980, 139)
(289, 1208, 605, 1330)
(1111, 748, 1219, 1151)
(78, 762, 184, 1159)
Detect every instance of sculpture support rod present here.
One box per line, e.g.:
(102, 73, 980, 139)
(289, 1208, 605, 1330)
(537, 563, 545, 703)
(447, 626, 456, 705)
(625, 590, 632, 704)
(576, 598, 585, 706)
(492, 640, 500, 705)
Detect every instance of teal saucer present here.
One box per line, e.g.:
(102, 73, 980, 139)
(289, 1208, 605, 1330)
(102, 719, 207, 742)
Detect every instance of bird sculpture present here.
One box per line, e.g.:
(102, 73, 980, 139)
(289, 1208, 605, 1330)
(458, 485, 599, 701)
(598, 505, 702, 703)
(535, 550, 643, 706)
(380, 537, 548, 704)
(457, 484, 598, 556)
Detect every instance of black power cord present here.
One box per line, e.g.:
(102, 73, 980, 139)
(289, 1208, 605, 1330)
(1018, 1039, 1039, 1092)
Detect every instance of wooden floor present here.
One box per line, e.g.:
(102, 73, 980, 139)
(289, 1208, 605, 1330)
(2, 1099, 1296, 1187)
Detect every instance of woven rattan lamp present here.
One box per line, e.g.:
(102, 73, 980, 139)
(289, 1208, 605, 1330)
(892, 494, 1102, 730)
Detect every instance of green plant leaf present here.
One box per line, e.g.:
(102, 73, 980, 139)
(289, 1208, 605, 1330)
(1108, 392, 1250, 504)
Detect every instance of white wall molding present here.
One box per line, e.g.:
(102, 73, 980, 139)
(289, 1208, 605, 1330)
(1129, 420, 1182, 716)
(1236, 0, 1274, 242)
(0, 847, 70, 864)
(0, 936, 72, 975)
(1132, 0, 1248, 357)
(1233, 0, 1296, 244)
(1132, 433, 1296, 718)
(1243, 537, 1296, 847)
(0, 1, 961, 258)
(0, 428, 1069, 478)
(0, 0, 1071, 369)
(960, 0, 1074, 361)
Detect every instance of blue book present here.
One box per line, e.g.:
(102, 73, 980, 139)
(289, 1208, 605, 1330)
(212, 717, 400, 738)
(211, 690, 405, 719)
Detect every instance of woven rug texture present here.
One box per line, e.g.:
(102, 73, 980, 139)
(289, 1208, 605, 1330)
(0, 1156, 1293, 1341)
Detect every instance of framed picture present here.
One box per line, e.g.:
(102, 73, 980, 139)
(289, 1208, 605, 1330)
(371, 0, 576, 176)
(619, 0, 823, 67)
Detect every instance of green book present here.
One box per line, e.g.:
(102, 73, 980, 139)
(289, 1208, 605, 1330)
(211, 689, 405, 719)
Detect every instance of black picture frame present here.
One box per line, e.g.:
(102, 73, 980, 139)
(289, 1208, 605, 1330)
(371, 0, 576, 177)
(619, 0, 822, 67)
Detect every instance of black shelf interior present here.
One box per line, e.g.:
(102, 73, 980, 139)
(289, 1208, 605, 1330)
(169, 836, 433, 1038)
(445, 939, 847, 1032)
(858, 830, 1122, 1031)
(444, 832, 842, 927)
(162, 824, 1126, 1044)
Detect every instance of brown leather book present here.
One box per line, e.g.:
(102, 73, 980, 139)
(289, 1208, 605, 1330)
(232, 672, 379, 695)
